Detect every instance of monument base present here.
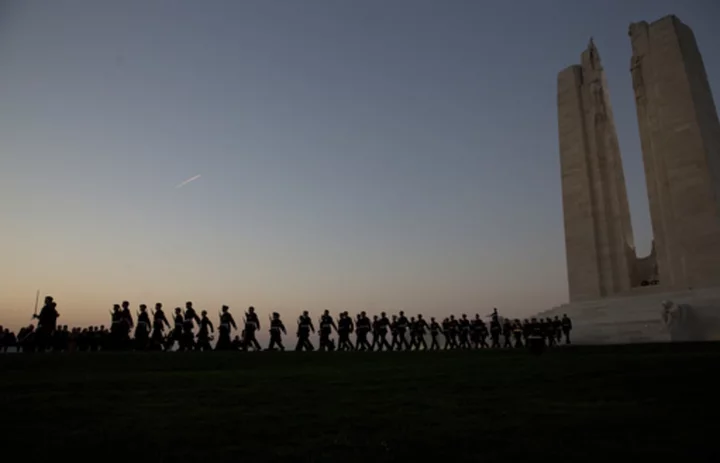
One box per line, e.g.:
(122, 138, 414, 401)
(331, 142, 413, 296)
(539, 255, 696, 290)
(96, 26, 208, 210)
(534, 286, 720, 344)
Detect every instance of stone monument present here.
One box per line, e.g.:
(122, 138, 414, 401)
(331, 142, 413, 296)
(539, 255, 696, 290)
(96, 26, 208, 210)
(557, 40, 637, 303)
(545, 15, 720, 343)
(629, 16, 720, 292)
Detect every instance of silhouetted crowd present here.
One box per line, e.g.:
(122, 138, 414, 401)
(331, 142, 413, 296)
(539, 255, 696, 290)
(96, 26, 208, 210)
(1, 296, 573, 353)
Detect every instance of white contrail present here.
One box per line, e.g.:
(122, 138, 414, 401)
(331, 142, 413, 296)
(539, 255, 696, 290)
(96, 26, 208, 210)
(175, 174, 201, 189)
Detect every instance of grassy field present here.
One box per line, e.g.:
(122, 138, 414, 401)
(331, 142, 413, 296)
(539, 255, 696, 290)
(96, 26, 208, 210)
(1, 343, 719, 462)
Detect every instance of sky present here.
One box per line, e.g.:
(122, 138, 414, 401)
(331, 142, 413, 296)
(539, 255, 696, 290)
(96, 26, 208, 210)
(1, 0, 719, 331)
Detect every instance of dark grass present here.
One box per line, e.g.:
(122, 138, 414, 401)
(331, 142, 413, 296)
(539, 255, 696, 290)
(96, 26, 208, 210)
(2, 343, 720, 462)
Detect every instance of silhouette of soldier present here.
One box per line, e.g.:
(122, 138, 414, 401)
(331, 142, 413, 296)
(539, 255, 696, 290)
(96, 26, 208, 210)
(151, 303, 170, 350)
(458, 314, 471, 349)
(169, 307, 184, 349)
(295, 310, 315, 351)
(370, 315, 380, 351)
(109, 304, 125, 350)
(502, 318, 513, 348)
(396, 311, 411, 350)
(553, 316, 563, 343)
(389, 315, 400, 350)
(134, 304, 151, 350)
(375, 312, 392, 351)
(522, 319, 531, 345)
(215, 305, 237, 350)
(319, 310, 337, 352)
(429, 317, 442, 350)
(490, 315, 501, 348)
(355, 311, 372, 351)
(414, 314, 429, 350)
(441, 318, 452, 349)
(267, 312, 287, 350)
(180, 302, 200, 351)
(33, 296, 59, 352)
(448, 315, 460, 348)
(337, 311, 354, 351)
(243, 306, 262, 351)
(2, 328, 17, 353)
(408, 317, 418, 348)
(561, 314, 573, 344)
(121, 301, 134, 349)
(528, 317, 545, 354)
(470, 314, 481, 348)
(18, 325, 36, 353)
(512, 319, 524, 348)
(196, 310, 214, 351)
(490, 308, 499, 324)
(545, 317, 556, 347)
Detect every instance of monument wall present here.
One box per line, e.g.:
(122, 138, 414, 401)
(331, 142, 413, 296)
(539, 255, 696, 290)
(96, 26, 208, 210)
(557, 41, 636, 302)
(630, 15, 720, 291)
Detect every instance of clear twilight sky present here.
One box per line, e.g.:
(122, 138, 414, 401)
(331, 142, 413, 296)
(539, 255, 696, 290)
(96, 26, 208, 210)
(1, 0, 719, 330)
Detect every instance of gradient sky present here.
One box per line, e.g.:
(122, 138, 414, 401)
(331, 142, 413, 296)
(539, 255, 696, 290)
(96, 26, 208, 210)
(1, 0, 719, 331)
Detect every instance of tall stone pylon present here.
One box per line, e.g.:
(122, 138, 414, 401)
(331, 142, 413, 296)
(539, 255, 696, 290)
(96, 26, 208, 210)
(629, 15, 720, 291)
(557, 40, 636, 302)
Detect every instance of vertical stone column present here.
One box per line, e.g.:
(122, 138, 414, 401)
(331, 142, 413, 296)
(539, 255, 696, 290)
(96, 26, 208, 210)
(558, 41, 636, 302)
(629, 15, 720, 290)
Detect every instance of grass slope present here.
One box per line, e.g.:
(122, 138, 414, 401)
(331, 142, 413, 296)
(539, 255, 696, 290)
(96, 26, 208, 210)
(1, 343, 719, 462)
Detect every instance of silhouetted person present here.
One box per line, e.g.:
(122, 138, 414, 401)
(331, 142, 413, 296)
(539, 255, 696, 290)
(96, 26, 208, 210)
(441, 318, 453, 350)
(216, 306, 237, 350)
(169, 308, 184, 350)
(267, 312, 286, 350)
(180, 302, 200, 351)
(428, 317, 442, 350)
(458, 314, 471, 349)
(319, 310, 337, 352)
(389, 315, 400, 350)
(355, 311, 372, 351)
(196, 310, 214, 351)
(121, 301, 134, 349)
(243, 306, 262, 351)
(33, 296, 59, 352)
(396, 311, 411, 350)
(134, 304, 151, 350)
(295, 310, 315, 351)
(553, 316, 563, 343)
(470, 314, 482, 348)
(2, 328, 17, 353)
(151, 303, 170, 350)
(18, 325, 36, 353)
(562, 314, 572, 344)
(522, 319, 531, 345)
(502, 319, 513, 348)
(545, 317, 556, 347)
(109, 304, 126, 350)
(448, 315, 459, 349)
(490, 317, 501, 348)
(512, 319, 524, 348)
(528, 317, 545, 354)
(337, 311, 354, 351)
(413, 314, 429, 350)
(375, 312, 392, 351)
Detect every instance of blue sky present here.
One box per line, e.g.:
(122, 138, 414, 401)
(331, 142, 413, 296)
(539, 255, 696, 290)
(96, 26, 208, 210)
(1, 0, 718, 329)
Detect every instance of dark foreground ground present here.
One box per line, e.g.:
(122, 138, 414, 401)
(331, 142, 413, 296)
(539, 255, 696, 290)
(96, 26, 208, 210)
(2, 343, 719, 462)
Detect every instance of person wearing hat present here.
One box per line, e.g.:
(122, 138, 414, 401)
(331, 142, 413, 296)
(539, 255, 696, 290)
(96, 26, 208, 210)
(134, 304, 151, 350)
(196, 310, 214, 351)
(295, 310, 315, 351)
(267, 312, 287, 351)
(215, 305, 236, 350)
